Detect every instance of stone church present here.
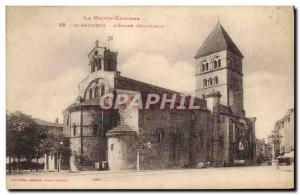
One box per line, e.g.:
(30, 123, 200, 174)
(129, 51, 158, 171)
(62, 22, 256, 171)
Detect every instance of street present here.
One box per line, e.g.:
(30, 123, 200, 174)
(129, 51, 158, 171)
(7, 165, 294, 189)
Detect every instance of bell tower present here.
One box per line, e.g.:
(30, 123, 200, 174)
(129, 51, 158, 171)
(194, 22, 244, 115)
(88, 40, 118, 73)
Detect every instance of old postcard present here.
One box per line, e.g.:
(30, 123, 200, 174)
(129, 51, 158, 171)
(6, 6, 294, 189)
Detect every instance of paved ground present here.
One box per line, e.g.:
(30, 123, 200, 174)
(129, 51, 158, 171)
(6, 165, 294, 189)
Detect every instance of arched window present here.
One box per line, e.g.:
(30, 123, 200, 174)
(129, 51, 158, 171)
(214, 60, 218, 69)
(209, 78, 213, 86)
(214, 76, 218, 85)
(91, 64, 95, 73)
(66, 115, 69, 126)
(94, 86, 99, 98)
(96, 57, 102, 70)
(218, 59, 221, 67)
(201, 61, 208, 72)
(89, 88, 93, 100)
(111, 144, 114, 151)
(101, 85, 105, 97)
(205, 62, 209, 71)
(73, 124, 77, 136)
(93, 124, 98, 136)
(203, 79, 207, 87)
(157, 129, 165, 143)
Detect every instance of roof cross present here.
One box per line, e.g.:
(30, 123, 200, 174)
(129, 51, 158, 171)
(95, 40, 99, 47)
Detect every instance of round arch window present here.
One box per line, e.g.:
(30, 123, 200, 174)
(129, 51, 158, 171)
(100, 85, 105, 97)
(94, 86, 99, 98)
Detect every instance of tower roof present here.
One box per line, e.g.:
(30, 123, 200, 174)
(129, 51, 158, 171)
(194, 23, 243, 58)
(106, 124, 137, 137)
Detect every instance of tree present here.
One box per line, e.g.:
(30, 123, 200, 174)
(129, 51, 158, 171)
(40, 135, 70, 156)
(6, 111, 47, 172)
(39, 135, 71, 171)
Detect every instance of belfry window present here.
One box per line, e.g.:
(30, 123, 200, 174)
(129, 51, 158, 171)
(209, 78, 213, 86)
(96, 57, 102, 70)
(218, 59, 221, 67)
(201, 60, 208, 72)
(201, 60, 209, 72)
(91, 64, 95, 73)
(213, 57, 221, 69)
(94, 86, 99, 98)
(214, 76, 218, 85)
(214, 60, 218, 69)
(203, 79, 207, 87)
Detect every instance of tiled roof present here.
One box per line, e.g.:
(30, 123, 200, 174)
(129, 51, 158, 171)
(108, 124, 135, 132)
(115, 75, 178, 95)
(106, 124, 137, 136)
(115, 75, 207, 108)
(194, 23, 243, 58)
(64, 75, 207, 112)
(63, 97, 102, 112)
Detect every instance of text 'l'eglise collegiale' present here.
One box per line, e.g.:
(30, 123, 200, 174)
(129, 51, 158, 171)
(62, 22, 257, 171)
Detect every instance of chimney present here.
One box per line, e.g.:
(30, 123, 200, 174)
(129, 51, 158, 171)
(55, 117, 59, 124)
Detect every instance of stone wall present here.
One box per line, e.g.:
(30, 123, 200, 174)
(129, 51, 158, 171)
(65, 106, 119, 171)
(137, 108, 213, 170)
(107, 133, 137, 171)
(219, 114, 231, 164)
(190, 110, 214, 165)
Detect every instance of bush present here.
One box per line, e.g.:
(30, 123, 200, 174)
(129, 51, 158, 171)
(72, 152, 95, 171)
(6, 161, 44, 171)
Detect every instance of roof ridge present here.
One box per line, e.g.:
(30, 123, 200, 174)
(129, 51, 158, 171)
(219, 24, 243, 57)
(117, 75, 179, 94)
(218, 24, 229, 48)
(194, 23, 243, 58)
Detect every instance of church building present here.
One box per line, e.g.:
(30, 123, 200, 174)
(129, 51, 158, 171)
(62, 22, 256, 171)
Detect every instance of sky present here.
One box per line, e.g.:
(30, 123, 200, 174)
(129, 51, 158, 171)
(6, 6, 294, 139)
